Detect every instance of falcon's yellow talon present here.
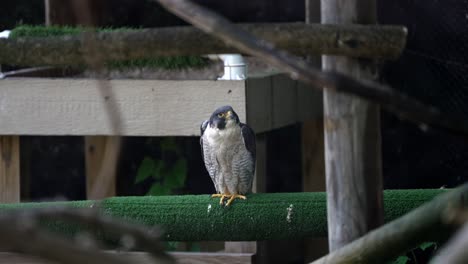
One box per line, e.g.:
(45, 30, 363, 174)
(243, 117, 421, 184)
(211, 193, 227, 205)
(225, 194, 247, 206)
(211, 193, 246, 206)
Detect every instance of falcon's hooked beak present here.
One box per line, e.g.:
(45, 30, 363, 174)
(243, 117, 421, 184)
(225, 110, 233, 119)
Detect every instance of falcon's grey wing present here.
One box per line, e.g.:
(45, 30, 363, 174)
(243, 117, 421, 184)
(200, 120, 219, 192)
(240, 123, 256, 162)
(200, 120, 209, 157)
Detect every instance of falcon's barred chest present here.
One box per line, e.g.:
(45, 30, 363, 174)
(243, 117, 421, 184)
(200, 106, 256, 205)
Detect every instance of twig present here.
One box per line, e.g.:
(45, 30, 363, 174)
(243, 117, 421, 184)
(154, 0, 468, 139)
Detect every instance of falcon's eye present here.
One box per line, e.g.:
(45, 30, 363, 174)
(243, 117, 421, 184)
(217, 113, 225, 118)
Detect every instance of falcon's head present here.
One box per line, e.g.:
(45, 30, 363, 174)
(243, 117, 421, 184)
(209, 105, 239, 130)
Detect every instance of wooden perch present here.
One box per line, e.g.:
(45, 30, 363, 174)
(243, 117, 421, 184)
(0, 23, 406, 66)
(0, 190, 448, 241)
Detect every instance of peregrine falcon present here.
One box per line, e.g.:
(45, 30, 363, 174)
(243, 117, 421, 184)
(200, 105, 256, 206)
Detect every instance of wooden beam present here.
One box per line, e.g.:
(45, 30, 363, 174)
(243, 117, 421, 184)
(0, 78, 247, 136)
(85, 136, 117, 199)
(0, 76, 319, 136)
(0, 136, 20, 203)
(321, 0, 384, 251)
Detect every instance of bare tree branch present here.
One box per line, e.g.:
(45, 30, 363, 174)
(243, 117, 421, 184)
(154, 0, 468, 139)
(0, 206, 174, 264)
(430, 222, 468, 264)
(0, 213, 136, 264)
(306, 183, 468, 263)
(23, 207, 174, 263)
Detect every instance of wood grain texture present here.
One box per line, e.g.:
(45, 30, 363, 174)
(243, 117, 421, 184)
(0, 76, 322, 136)
(0, 136, 20, 203)
(0, 252, 253, 264)
(303, 2, 329, 261)
(85, 136, 117, 199)
(321, 0, 384, 251)
(0, 78, 246, 136)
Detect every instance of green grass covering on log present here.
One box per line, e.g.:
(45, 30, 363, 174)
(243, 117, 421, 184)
(9, 25, 210, 70)
(0, 190, 446, 241)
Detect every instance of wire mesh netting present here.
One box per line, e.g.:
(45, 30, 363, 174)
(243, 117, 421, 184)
(379, 0, 468, 188)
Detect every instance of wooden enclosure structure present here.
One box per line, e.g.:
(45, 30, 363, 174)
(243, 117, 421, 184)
(0, 0, 410, 262)
(0, 74, 322, 263)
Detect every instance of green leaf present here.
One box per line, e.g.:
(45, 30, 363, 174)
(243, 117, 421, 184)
(160, 138, 179, 153)
(165, 241, 179, 251)
(419, 241, 436, 251)
(147, 184, 171, 196)
(152, 160, 164, 180)
(165, 158, 187, 188)
(392, 256, 410, 264)
(135, 157, 155, 184)
(189, 242, 201, 252)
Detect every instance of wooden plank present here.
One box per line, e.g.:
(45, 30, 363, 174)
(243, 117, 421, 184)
(0, 78, 246, 136)
(321, 0, 384, 251)
(0, 252, 253, 264)
(85, 136, 117, 199)
(0, 136, 20, 203)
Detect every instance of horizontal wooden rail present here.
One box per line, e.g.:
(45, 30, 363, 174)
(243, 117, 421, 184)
(0, 190, 446, 241)
(0, 23, 407, 66)
(0, 76, 321, 136)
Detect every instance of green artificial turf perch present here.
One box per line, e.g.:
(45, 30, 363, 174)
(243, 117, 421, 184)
(0, 190, 446, 242)
(9, 25, 210, 70)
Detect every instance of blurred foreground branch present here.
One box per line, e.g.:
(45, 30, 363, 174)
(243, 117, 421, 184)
(430, 222, 468, 264)
(0, 207, 173, 264)
(309, 183, 468, 263)
(155, 0, 468, 139)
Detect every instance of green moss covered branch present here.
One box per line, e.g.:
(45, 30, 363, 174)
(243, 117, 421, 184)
(0, 23, 406, 67)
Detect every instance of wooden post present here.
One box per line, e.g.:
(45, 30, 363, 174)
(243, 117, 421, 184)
(0, 136, 20, 203)
(85, 136, 117, 199)
(321, 0, 384, 251)
(45, 0, 116, 200)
